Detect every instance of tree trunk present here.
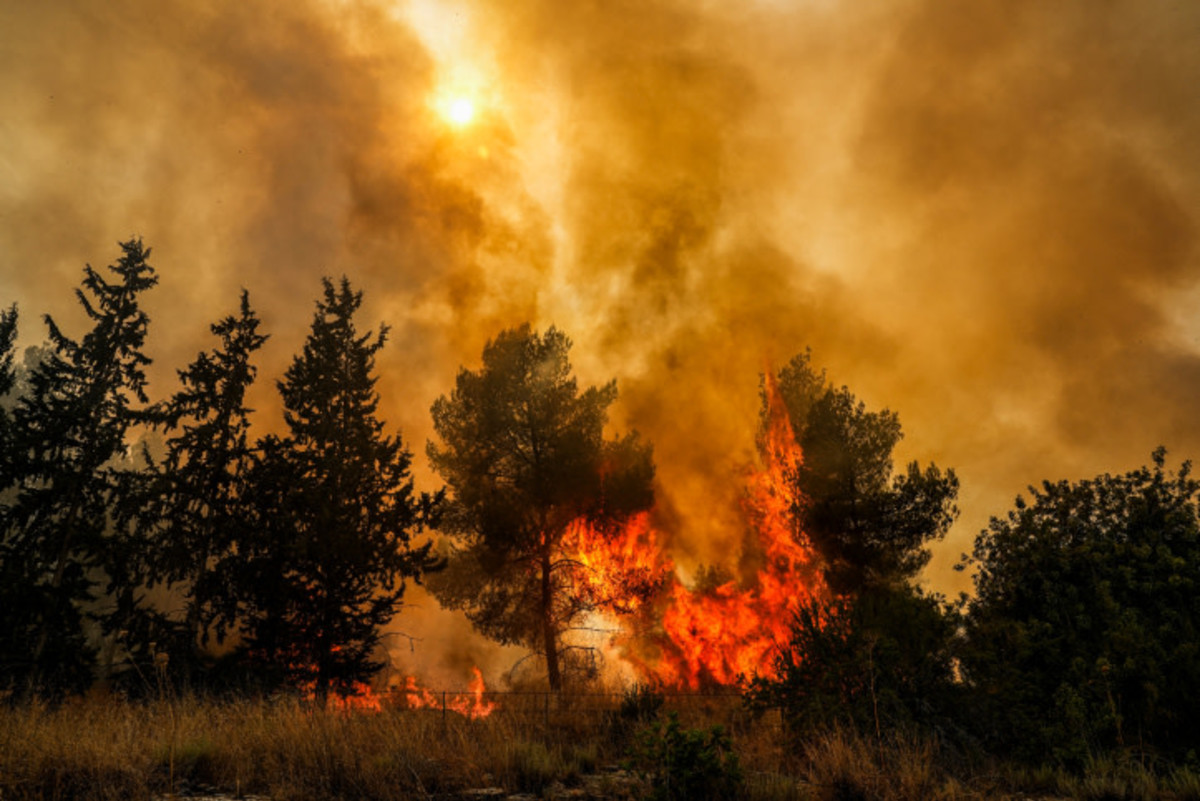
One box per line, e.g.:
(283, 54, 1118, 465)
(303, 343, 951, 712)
(541, 547, 560, 691)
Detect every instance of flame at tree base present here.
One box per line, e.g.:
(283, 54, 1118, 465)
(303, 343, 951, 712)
(312, 375, 825, 699)
(568, 373, 829, 689)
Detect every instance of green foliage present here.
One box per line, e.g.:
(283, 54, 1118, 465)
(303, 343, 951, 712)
(619, 683, 666, 723)
(962, 449, 1200, 763)
(750, 352, 964, 744)
(745, 585, 962, 738)
(94, 291, 271, 696)
(234, 277, 440, 699)
(152, 291, 267, 651)
(772, 351, 958, 594)
(506, 740, 597, 793)
(0, 304, 17, 488)
(0, 239, 159, 697)
(627, 711, 742, 801)
(607, 683, 666, 745)
(427, 324, 655, 689)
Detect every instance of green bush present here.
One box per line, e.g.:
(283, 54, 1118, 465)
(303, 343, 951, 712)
(627, 711, 742, 801)
(745, 587, 963, 739)
(962, 450, 1200, 763)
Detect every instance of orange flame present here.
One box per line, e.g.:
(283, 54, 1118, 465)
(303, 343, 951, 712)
(566, 372, 828, 689)
(327, 681, 385, 713)
(292, 662, 495, 718)
(397, 666, 496, 719)
(563, 512, 673, 615)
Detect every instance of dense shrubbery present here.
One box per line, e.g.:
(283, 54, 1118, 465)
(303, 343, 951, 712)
(746, 586, 963, 739)
(961, 448, 1200, 765)
(626, 711, 742, 801)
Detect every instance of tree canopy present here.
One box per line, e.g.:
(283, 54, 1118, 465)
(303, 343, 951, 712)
(427, 324, 654, 690)
(748, 351, 963, 736)
(233, 277, 439, 700)
(0, 239, 158, 696)
(771, 350, 959, 594)
(0, 305, 17, 489)
(102, 289, 271, 687)
(962, 448, 1200, 763)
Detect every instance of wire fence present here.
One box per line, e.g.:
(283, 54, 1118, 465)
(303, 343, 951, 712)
(376, 688, 782, 734)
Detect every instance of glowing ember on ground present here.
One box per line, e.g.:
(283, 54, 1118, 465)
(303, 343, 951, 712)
(296, 667, 495, 718)
(397, 666, 496, 719)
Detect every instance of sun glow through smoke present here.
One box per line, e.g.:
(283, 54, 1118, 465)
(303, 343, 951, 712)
(446, 96, 475, 126)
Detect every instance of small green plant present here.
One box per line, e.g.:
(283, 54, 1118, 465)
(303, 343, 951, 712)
(627, 711, 742, 801)
(619, 683, 665, 722)
(505, 740, 597, 793)
(608, 683, 665, 745)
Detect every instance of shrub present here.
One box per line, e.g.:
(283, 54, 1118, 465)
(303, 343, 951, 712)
(627, 711, 742, 801)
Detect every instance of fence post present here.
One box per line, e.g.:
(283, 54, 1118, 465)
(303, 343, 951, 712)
(442, 690, 447, 733)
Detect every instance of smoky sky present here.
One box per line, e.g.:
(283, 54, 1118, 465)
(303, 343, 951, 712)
(2, 0, 1199, 676)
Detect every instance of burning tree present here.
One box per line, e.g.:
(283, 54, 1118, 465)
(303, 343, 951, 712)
(233, 278, 440, 701)
(427, 325, 655, 691)
(743, 352, 962, 732)
(773, 350, 959, 594)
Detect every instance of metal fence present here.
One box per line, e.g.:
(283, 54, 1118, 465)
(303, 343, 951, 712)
(378, 688, 781, 734)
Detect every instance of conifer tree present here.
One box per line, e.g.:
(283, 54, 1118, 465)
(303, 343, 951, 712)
(0, 305, 18, 490)
(237, 277, 439, 701)
(0, 240, 158, 695)
(770, 350, 958, 594)
(131, 291, 267, 680)
(427, 324, 655, 691)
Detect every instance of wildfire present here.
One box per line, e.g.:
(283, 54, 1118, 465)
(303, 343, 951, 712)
(301, 667, 495, 718)
(564, 512, 673, 615)
(396, 666, 496, 719)
(327, 681, 385, 713)
(567, 372, 828, 689)
(316, 376, 824, 698)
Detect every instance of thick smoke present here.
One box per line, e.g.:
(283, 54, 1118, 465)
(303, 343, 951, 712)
(2, 0, 1198, 680)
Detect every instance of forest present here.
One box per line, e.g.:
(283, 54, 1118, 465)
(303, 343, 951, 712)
(3, 241, 1200, 801)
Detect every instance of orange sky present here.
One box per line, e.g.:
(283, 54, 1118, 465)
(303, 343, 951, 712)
(2, 0, 1199, 682)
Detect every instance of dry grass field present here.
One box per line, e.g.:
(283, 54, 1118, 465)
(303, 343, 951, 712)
(1, 693, 1198, 801)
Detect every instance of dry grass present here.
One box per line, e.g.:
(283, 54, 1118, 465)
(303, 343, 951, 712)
(2, 696, 1198, 801)
(0, 695, 535, 800)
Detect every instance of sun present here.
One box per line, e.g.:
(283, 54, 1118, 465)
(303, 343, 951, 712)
(444, 96, 476, 127)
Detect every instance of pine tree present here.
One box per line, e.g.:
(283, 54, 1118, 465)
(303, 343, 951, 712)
(427, 324, 655, 691)
(0, 240, 158, 695)
(771, 350, 958, 594)
(237, 277, 439, 701)
(0, 304, 18, 490)
(132, 291, 267, 682)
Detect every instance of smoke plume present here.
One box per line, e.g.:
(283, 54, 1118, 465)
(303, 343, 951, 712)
(3, 0, 1198, 679)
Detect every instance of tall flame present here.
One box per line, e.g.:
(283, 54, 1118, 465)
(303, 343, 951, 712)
(316, 376, 824, 697)
(568, 373, 828, 689)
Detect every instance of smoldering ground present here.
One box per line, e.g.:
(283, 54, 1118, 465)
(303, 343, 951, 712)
(2, 0, 1198, 679)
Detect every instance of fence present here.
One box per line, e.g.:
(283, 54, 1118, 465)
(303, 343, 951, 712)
(373, 688, 782, 734)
